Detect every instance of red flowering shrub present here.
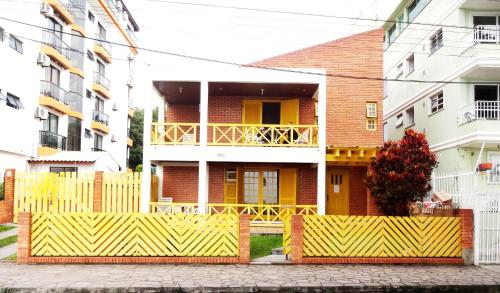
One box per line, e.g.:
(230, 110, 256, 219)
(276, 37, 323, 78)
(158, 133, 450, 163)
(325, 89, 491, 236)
(365, 129, 438, 216)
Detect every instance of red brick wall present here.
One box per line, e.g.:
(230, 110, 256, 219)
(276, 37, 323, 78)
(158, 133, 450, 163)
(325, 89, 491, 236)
(348, 167, 367, 216)
(457, 209, 473, 250)
(165, 104, 199, 123)
(252, 29, 384, 147)
(208, 163, 225, 204)
(162, 166, 198, 203)
(297, 166, 317, 205)
(0, 169, 15, 224)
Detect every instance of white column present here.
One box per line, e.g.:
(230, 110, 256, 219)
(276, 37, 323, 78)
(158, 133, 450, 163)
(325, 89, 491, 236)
(140, 82, 153, 213)
(198, 80, 209, 213)
(316, 77, 327, 215)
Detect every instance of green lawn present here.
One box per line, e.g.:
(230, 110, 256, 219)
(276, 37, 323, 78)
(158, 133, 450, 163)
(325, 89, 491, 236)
(250, 235, 283, 259)
(0, 225, 14, 233)
(0, 236, 17, 248)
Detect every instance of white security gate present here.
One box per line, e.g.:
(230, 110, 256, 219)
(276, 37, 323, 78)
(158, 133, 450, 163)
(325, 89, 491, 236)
(432, 171, 500, 264)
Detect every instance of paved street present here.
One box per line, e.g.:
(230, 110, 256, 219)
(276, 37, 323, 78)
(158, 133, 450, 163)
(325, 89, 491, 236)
(0, 263, 499, 292)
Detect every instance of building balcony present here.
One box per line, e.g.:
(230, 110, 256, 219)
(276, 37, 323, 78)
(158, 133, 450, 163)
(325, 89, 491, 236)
(66, 91, 83, 120)
(69, 50, 84, 78)
(39, 80, 71, 115)
(474, 25, 500, 44)
(92, 71, 111, 99)
(41, 30, 72, 69)
(38, 130, 66, 156)
(460, 101, 500, 124)
(47, 0, 74, 24)
(91, 110, 110, 134)
(93, 34, 112, 63)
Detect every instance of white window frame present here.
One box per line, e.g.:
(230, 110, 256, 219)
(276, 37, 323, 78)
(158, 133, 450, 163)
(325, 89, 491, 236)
(429, 91, 444, 114)
(429, 28, 443, 54)
(395, 113, 404, 128)
(406, 53, 415, 76)
(366, 102, 377, 118)
(488, 151, 500, 184)
(366, 118, 376, 131)
(404, 106, 415, 128)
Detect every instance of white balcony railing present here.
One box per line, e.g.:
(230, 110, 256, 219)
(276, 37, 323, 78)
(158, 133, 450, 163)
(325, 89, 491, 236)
(474, 25, 500, 44)
(460, 101, 500, 124)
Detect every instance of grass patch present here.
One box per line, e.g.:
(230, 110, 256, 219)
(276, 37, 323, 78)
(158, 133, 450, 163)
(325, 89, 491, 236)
(0, 225, 14, 233)
(250, 235, 283, 259)
(0, 236, 16, 248)
(6, 253, 16, 261)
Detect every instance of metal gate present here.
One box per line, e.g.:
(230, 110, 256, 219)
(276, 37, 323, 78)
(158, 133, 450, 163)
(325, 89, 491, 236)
(432, 171, 500, 264)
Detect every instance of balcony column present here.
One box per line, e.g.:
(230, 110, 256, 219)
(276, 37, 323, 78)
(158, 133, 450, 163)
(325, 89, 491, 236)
(140, 82, 154, 213)
(316, 78, 327, 215)
(198, 80, 209, 213)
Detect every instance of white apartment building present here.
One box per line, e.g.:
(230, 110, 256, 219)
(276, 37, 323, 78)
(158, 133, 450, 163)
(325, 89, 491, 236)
(0, 0, 138, 172)
(383, 0, 500, 180)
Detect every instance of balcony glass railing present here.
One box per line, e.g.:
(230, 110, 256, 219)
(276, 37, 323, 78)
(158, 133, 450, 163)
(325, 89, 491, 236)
(474, 25, 500, 44)
(40, 80, 68, 104)
(93, 71, 111, 91)
(67, 91, 82, 112)
(92, 110, 109, 126)
(70, 49, 84, 71)
(94, 33, 112, 56)
(150, 123, 319, 147)
(39, 130, 66, 150)
(42, 30, 71, 60)
(460, 101, 500, 123)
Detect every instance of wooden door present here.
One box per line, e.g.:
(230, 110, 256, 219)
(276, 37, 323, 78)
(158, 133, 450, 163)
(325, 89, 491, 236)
(326, 168, 349, 215)
(279, 168, 297, 206)
(242, 101, 262, 124)
(280, 99, 299, 125)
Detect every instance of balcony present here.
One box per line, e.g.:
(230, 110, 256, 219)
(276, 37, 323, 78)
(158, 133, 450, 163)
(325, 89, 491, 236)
(69, 50, 84, 78)
(38, 130, 66, 156)
(91, 110, 110, 134)
(474, 25, 500, 44)
(39, 80, 71, 115)
(93, 34, 112, 63)
(92, 72, 111, 99)
(460, 101, 500, 124)
(151, 123, 318, 147)
(47, 0, 74, 24)
(41, 30, 72, 69)
(66, 92, 83, 120)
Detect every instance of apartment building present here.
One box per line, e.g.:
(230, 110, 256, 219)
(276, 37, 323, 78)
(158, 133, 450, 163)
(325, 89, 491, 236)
(141, 29, 383, 216)
(383, 0, 500, 181)
(0, 0, 138, 172)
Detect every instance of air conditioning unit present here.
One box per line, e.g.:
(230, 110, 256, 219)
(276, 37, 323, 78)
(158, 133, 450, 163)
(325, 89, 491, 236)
(37, 53, 50, 67)
(34, 107, 48, 120)
(40, 2, 54, 17)
(126, 77, 133, 88)
(111, 135, 117, 142)
(112, 103, 118, 111)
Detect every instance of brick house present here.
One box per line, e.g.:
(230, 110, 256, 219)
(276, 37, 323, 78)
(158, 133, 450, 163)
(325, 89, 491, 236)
(141, 29, 384, 218)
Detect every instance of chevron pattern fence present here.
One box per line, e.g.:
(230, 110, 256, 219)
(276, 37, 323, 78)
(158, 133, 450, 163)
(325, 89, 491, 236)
(302, 215, 462, 258)
(31, 213, 239, 257)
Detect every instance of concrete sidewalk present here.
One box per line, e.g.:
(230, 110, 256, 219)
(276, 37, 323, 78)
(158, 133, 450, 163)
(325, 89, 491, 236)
(0, 263, 499, 292)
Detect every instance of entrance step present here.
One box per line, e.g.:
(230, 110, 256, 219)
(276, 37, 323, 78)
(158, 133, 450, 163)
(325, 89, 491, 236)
(271, 247, 283, 255)
(250, 254, 290, 264)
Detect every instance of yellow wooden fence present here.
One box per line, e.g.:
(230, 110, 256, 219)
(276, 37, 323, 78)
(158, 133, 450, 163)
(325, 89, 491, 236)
(102, 173, 141, 213)
(151, 122, 199, 145)
(285, 215, 462, 258)
(13, 172, 94, 222)
(31, 213, 239, 257)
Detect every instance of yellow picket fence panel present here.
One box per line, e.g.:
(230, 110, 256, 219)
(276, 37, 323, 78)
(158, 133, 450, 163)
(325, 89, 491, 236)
(13, 172, 94, 222)
(31, 213, 239, 257)
(102, 172, 141, 213)
(301, 215, 462, 258)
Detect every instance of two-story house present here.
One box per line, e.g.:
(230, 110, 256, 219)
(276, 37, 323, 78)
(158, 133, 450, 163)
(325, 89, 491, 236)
(383, 0, 500, 184)
(0, 0, 138, 172)
(141, 29, 383, 219)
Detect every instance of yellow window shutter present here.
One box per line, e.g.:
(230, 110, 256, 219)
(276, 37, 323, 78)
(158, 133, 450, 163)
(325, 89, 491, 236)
(279, 168, 297, 206)
(242, 100, 262, 124)
(280, 99, 299, 125)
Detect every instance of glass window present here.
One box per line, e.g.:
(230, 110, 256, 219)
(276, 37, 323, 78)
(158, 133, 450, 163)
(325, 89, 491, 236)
(45, 65, 60, 85)
(396, 113, 403, 128)
(408, 0, 426, 22)
(366, 103, 377, 117)
(88, 11, 95, 22)
(397, 13, 406, 32)
(406, 53, 415, 74)
(430, 92, 444, 113)
(94, 96, 104, 111)
(430, 29, 443, 54)
(50, 167, 78, 173)
(489, 152, 500, 184)
(262, 170, 278, 204)
(9, 35, 23, 54)
(388, 25, 397, 44)
(67, 117, 82, 151)
(87, 49, 94, 61)
(6, 93, 24, 109)
(47, 17, 63, 39)
(404, 107, 415, 127)
(93, 133, 103, 151)
(366, 118, 377, 131)
(97, 22, 106, 40)
(97, 60, 105, 75)
(43, 113, 59, 133)
(243, 171, 259, 204)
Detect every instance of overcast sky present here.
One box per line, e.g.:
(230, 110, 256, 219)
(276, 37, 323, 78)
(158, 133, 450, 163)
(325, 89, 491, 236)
(127, 0, 400, 68)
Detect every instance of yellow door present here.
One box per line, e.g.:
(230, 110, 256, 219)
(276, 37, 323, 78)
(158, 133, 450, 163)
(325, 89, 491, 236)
(280, 99, 299, 125)
(279, 168, 297, 206)
(242, 100, 262, 124)
(223, 169, 238, 204)
(326, 168, 349, 215)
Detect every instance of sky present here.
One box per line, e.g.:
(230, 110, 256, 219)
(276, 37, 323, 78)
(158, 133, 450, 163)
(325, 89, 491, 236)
(126, 0, 400, 68)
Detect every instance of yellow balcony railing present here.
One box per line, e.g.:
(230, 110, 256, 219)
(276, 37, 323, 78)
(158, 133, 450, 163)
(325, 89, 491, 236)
(209, 123, 318, 147)
(151, 123, 199, 145)
(150, 202, 317, 227)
